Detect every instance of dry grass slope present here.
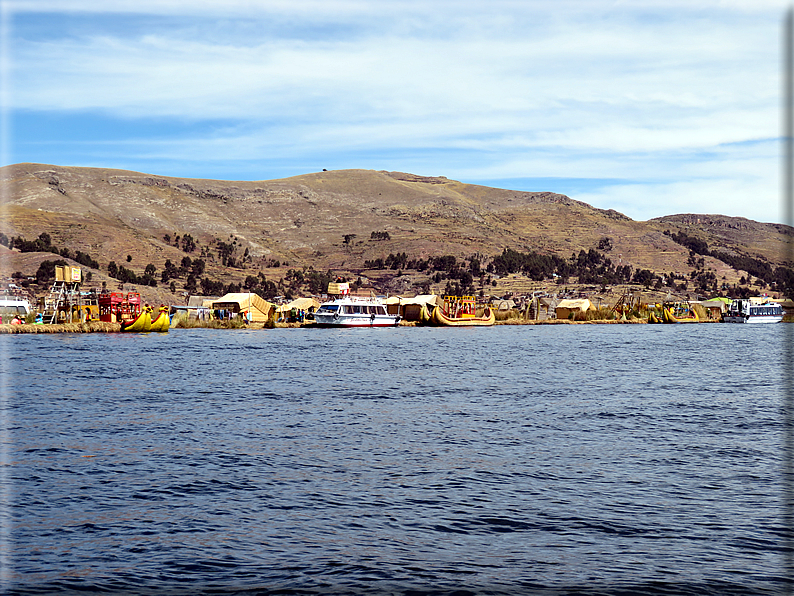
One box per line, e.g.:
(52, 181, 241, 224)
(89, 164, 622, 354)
(1, 163, 790, 302)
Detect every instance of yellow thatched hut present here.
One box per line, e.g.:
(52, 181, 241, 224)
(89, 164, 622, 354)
(384, 295, 441, 321)
(276, 297, 321, 322)
(555, 298, 593, 319)
(699, 298, 730, 320)
(211, 293, 274, 322)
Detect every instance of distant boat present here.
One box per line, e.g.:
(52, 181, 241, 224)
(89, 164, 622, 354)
(723, 298, 784, 323)
(662, 302, 699, 324)
(430, 296, 495, 327)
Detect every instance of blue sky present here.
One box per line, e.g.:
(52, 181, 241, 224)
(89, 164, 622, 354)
(1, 0, 789, 223)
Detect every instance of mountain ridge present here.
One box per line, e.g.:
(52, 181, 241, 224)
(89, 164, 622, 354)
(1, 163, 790, 303)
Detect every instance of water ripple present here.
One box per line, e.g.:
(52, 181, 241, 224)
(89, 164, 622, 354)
(3, 324, 789, 595)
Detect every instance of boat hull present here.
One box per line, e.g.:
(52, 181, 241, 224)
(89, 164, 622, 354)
(723, 314, 783, 324)
(430, 306, 495, 327)
(314, 314, 400, 327)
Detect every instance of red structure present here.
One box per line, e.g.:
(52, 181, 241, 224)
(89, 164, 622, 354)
(98, 292, 141, 323)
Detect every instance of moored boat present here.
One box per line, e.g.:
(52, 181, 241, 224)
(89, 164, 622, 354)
(149, 306, 170, 332)
(723, 298, 784, 323)
(120, 306, 152, 332)
(0, 295, 32, 321)
(430, 295, 495, 327)
(314, 297, 401, 327)
(662, 302, 699, 324)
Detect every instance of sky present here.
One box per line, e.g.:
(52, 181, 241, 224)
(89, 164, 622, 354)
(0, 0, 791, 223)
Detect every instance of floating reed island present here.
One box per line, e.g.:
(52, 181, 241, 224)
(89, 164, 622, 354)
(0, 321, 121, 334)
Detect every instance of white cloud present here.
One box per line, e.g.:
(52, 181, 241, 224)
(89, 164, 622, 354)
(576, 176, 782, 224)
(4, 0, 792, 222)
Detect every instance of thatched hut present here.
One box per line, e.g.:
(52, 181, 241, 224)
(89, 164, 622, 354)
(211, 293, 274, 322)
(555, 298, 593, 319)
(699, 297, 731, 320)
(384, 295, 441, 321)
(276, 297, 321, 322)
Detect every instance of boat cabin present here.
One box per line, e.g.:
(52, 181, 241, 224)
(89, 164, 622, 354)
(441, 295, 476, 319)
(316, 303, 388, 316)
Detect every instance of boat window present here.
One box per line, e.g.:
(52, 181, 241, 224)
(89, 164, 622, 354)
(317, 305, 339, 313)
(376, 306, 385, 315)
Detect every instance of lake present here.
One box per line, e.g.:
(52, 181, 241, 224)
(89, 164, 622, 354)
(2, 324, 792, 595)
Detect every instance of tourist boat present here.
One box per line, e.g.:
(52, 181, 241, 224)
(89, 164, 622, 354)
(313, 297, 401, 327)
(662, 302, 699, 324)
(723, 298, 784, 323)
(120, 306, 152, 332)
(0, 295, 32, 317)
(149, 306, 170, 332)
(430, 295, 495, 327)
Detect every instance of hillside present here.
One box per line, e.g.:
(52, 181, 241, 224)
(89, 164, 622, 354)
(0, 163, 791, 304)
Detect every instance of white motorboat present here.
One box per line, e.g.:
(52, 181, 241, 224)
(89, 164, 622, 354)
(0, 295, 32, 317)
(313, 297, 401, 327)
(723, 298, 784, 323)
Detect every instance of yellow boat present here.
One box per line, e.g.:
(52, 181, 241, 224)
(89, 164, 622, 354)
(419, 303, 433, 325)
(120, 307, 152, 332)
(648, 305, 663, 324)
(430, 296, 495, 327)
(149, 306, 170, 332)
(662, 302, 699, 324)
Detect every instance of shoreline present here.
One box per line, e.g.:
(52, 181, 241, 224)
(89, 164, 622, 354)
(0, 317, 729, 333)
(0, 321, 122, 333)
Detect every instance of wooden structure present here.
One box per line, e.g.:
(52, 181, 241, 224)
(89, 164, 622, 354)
(43, 266, 99, 324)
(99, 292, 142, 323)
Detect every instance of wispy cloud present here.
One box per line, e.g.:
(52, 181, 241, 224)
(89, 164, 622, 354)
(3, 0, 790, 223)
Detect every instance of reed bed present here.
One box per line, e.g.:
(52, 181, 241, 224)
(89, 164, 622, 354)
(494, 305, 645, 324)
(172, 313, 253, 329)
(496, 317, 646, 325)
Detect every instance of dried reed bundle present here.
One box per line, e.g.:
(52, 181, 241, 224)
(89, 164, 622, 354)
(0, 322, 121, 334)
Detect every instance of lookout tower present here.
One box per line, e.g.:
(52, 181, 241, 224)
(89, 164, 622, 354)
(43, 265, 84, 323)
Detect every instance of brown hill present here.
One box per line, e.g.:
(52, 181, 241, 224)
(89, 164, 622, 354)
(0, 163, 790, 303)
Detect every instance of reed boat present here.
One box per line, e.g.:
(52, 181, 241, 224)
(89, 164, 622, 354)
(430, 295, 495, 327)
(149, 306, 170, 332)
(662, 302, 699, 324)
(120, 307, 152, 332)
(419, 303, 433, 325)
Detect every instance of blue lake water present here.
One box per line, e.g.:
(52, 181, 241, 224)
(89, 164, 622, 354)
(1, 324, 792, 595)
